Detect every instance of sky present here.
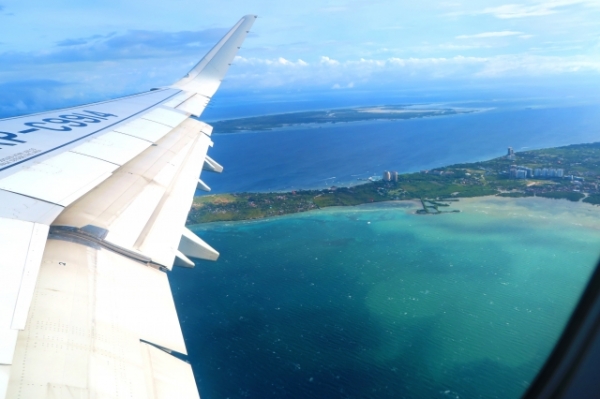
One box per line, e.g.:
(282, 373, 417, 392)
(0, 0, 599, 117)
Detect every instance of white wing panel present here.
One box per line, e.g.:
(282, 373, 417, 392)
(162, 91, 194, 108)
(103, 183, 166, 249)
(6, 238, 192, 399)
(199, 122, 213, 136)
(172, 15, 257, 99)
(142, 107, 189, 128)
(51, 119, 199, 237)
(70, 131, 152, 166)
(152, 142, 193, 188)
(179, 227, 219, 261)
(95, 248, 187, 355)
(114, 119, 173, 143)
(7, 240, 146, 399)
(0, 152, 118, 207)
(101, 138, 194, 249)
(0, 331, 17, 366)
(141, 343, 200, 399)
(0, 190, 63, 225)
(176, 94, 209, 117)
(0, 219, 43, 364)
(0, 365, 9, 399)
(11, 223, 51, 330)
(0, 89, 181, 179)
(138, 134, 212, 268)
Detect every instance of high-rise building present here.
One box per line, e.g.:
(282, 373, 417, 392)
(391, 171, 398, 182)
(511, 165, 533, 179)
(507, 147, 515, 160)
(541, 168, 547, 177)
(533, 167, 564, 178)
(383, 171, 392, 181)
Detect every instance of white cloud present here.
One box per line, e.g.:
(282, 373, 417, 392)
(456, 31, 523, 39)
(474, 0, 600, 19)
(319, 56, 340, 66)
(332, 82, 355, 89)
(223, 54, 600, 90)
(438, 43, 492, 50)
(234, 56, 309, 67)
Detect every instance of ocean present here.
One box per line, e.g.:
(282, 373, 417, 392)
(169, 99, 600, 399)
(199, 103, 600, 194)
(172, 198, 600, 399)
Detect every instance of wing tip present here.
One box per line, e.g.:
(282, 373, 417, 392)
(170, 14, 257, 98)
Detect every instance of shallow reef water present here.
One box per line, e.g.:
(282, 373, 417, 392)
(171, 197, 600, 399)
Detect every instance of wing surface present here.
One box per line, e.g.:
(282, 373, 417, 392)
(0, 15, 257, 399)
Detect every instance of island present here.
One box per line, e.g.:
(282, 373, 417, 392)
(187, 142, 600, 224)
(209, 105, 476, 133)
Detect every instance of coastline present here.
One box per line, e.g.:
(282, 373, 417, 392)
(189, 141, 600, 225)
(209, 105, 479, 134)
(187, 195, 600, 230)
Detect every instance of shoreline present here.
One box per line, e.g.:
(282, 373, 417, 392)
(187, 195, 600, 228)
(209, 105, 480, 134)
(189, 141, 600, 225)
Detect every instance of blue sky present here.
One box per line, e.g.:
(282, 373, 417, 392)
(0, 0, 599, 117)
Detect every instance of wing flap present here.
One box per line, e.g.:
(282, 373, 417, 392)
(141, 343, 200, 399)
(95, 247, 187, 354)
(136, 133, 212, 268)
(6, 238, 194, 399)
(52, 119, 203, 248)
(49, 116, 215, 270)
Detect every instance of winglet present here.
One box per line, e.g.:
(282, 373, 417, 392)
(171, 15, 257, 98)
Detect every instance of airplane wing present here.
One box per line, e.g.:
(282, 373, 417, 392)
(0, 15, 256, 399)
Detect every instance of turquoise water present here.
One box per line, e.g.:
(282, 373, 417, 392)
(170, 197, 600, 399)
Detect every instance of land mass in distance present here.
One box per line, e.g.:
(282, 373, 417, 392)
(187, 142, 600, 225)
(209, 105, 476, 133)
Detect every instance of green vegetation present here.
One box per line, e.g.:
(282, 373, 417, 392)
(188, 142, 600, 224)
(210, 105, 474, 133)
(497, 192, 535, 198)
(583, 194, 600, 205)
(537, 192, 585, 201)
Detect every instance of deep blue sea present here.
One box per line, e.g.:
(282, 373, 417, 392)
(170, 98, 600, 399)
(200, 102, 600, 194)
